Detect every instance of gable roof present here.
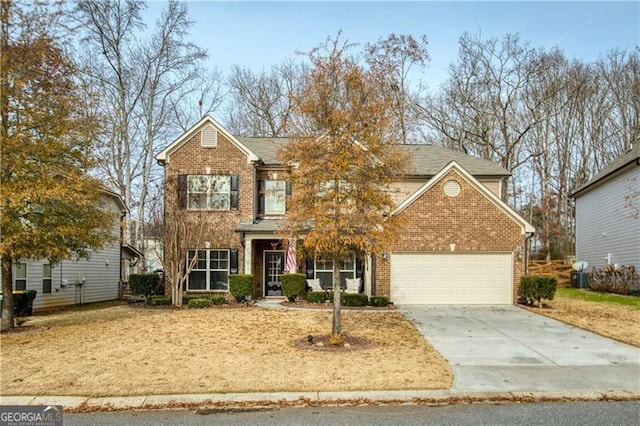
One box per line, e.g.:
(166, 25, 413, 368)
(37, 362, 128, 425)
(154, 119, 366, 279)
(392, 161, 535, 234)
(156, 115, 508, 177)
(572, 143, 640, 198)
(156, 115, 259, 164)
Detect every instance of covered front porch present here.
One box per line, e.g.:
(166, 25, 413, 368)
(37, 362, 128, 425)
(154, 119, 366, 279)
(237, 220, 374, 299)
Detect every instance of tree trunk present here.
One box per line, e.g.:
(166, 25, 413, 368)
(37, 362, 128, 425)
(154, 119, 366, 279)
(1, 255, 15, 330)
(332, 257, 341, 336)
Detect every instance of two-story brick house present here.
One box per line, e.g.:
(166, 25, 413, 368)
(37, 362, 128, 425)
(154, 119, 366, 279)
(157, 116, 534, 304)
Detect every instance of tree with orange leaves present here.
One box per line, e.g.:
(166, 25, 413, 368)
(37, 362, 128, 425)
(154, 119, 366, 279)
(279, 34, 407, 339)
(1, 1, 114, 330)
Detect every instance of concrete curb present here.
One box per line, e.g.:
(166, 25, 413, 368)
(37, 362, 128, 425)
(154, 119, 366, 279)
(2, 389, 639, 412)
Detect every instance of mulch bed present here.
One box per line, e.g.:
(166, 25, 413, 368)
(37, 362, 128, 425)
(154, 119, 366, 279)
(282, 300, 396, 311)
(295, 334, 378, 352)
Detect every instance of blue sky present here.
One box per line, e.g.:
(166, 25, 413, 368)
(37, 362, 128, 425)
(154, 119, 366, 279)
(146, 1, 639, 88)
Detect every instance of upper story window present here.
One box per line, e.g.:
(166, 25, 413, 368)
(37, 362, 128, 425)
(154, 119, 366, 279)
(265, 180, 286, 214)
(178, 174, 239, 210)
(258, 179, 290, 216)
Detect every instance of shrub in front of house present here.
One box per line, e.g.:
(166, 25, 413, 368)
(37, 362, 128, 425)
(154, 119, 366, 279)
(147, 296, 171, 306)
(306, 291, 327, 303)
(130, 273, 160, 298)
(369, 296, 390, 307)
(229, 274, 253, 302)
(188, 298, 212, 309)
(341, 293, 369, 307)
(281, 273, 307, 302)
(519, 275, 557, 307)
(210, 295, 226, 305)
(589, 265, 639, 295)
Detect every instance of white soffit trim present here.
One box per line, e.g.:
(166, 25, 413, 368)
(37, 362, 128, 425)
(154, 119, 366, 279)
(156, 115, 259, 164)
(392, 160, 535, 234)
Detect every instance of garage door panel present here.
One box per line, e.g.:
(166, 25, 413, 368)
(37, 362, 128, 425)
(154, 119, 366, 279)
(390, 253, 512, 304)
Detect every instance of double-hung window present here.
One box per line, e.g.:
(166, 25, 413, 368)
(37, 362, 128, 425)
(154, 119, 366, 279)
(187, 249, 230, 291)
(179, 175, 239, 210)
(265, 180, 286, 214)
(43, 264, 52, 294)
(314, 253, 356, 289)
(14, 263, 27, 290)
(188, 175, 230, 210)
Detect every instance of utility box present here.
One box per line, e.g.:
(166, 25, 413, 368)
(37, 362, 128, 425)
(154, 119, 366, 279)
(571, 272, 590, 289)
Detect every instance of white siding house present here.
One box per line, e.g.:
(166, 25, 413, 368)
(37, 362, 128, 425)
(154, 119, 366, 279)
(572, 144, 640, 271)
(6, 191, 140, 310)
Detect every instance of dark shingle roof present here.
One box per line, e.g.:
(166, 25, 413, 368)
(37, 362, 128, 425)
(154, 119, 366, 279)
(237, 137, 292, 165)
(238, 137, 509, 177)
(572, 143, 640, 197)
(398, 145, 508, 176)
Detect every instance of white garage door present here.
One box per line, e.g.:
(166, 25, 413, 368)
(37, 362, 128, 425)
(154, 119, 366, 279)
(390, 253, 513, 304)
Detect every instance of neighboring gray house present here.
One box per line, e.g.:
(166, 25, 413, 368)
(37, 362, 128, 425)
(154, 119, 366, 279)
(6, 191, 141, 310)
(572, 144, 640, 271)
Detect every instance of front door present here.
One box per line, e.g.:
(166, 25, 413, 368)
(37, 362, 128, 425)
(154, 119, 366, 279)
(264, 251, 285, 297)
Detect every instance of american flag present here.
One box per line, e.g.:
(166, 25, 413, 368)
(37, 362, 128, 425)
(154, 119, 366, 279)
(285, 240, 297, 273)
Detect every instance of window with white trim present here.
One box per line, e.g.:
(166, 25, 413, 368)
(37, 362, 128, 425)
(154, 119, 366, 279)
(314, 253, 356, 290)
(265, 180, 286, 214)
(14, 263, 27, 290)
(188, 175, 231, 210)
(43, 264, 52, 294)
(187, 250, 229, 291)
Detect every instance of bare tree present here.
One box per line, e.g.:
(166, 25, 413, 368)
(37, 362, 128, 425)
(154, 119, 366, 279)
(225, 59, 307, 136)
(169, 67, 225, 132)
(75, 0, 210, 263)
(365, 33, 429, 143)
(419, 32, 565, 202)
(161, 175, 207, 306)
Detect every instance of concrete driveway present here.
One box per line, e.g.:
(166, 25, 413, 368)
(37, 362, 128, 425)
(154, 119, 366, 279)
(399, 305, 640, 394)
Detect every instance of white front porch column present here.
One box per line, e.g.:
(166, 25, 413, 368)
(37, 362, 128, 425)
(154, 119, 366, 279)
(244, 237, 253, 275)
(364, 254, 372, 297)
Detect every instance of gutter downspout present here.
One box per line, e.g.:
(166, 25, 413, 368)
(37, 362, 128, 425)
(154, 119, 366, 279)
(119, 211, 126, 298)
(524, 232, 534, 275)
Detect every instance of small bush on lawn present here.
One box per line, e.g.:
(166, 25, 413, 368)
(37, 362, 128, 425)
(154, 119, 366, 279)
(341, 293, 369, 307)
(130, 273, 160, 298)
(369, 296, 390, 307)
(147, 296, 171, 306)
(188, 298, 212, 309)
(519, 275, 557, 307)
(210, 295, 226, 305)
(589, 265, 639, 296)
(229, 274, 253, 302)
(306, 291, 327, 303)
(281, 273, 306, 302)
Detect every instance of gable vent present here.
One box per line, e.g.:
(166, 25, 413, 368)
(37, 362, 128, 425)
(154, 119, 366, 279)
(201, 126, 217, 147)
(444, 180, 461, 197)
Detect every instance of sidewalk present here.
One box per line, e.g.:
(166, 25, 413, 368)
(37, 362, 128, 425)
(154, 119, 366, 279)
(2, 388, 639, 412)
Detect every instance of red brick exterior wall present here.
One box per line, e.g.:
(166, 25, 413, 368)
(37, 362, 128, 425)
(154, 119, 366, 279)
(163, 129, 254, 294)
(375, 169, 526, 302)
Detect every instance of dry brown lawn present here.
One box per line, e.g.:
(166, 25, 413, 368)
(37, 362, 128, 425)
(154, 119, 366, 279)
(525, 297, 640, 347)
(0, 305, 452, 397)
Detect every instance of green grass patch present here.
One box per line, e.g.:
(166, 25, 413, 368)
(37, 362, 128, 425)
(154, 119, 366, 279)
(556, 288, 640, 310)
